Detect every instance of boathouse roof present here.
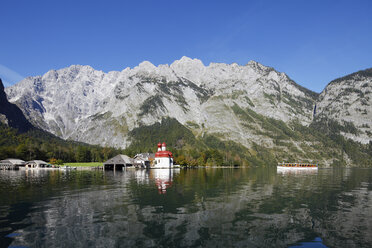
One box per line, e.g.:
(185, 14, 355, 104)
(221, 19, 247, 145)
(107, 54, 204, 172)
(0, 159, 25, 165)
(26, 160, 48, 165)
(103, 154, 133, 165)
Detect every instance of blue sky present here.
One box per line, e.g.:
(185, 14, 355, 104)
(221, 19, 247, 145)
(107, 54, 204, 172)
(1, 0, 371, 92)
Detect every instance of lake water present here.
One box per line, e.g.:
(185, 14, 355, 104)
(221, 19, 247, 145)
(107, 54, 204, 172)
(0, 168, 371, 248)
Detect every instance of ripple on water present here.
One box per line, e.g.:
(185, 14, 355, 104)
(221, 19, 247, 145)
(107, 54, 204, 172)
(1, 168, 372, 247)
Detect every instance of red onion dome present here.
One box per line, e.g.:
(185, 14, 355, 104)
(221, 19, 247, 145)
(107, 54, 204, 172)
(162, 142, 166, 147)
(157, 142, 162, 148)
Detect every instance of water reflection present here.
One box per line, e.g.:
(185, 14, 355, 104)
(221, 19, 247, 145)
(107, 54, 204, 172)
(0, 168, 371, 247)
(129, 169, 180, 194)
(277, 168, 318, 175)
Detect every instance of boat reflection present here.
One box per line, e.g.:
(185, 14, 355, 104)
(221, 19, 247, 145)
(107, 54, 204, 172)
(277, 167, 318, 175)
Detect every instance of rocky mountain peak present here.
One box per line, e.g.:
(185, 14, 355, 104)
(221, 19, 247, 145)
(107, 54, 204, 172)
(136, 61, 157, 71)
(0, 79, 4, 91)
(3, 59, 372, 167)
(0, 78, 33, 132)
(171, 56, 204, 67)
(0, 79, 6, 98)
(328, 68, 372, 87)
(5, 58, 320, 148)
(316, 67, 372, 144)
(169, 56, 205, 84)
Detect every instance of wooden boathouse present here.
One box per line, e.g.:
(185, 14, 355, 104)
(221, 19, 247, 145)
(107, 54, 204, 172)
(25, 160, 49, 168)
(133, 153, 154, 168)
(0, 159, 25, 170)
(103, 155, 134, 170)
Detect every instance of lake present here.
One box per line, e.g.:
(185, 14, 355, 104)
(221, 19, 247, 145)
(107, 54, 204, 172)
(1, 168, 371, 248)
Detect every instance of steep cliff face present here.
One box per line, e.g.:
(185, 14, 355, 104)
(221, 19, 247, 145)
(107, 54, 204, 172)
(0, 78, 33, 132)
(316, 68, 372, 144)
(5, 59, 372, 166)
(5, 57, 317, 148)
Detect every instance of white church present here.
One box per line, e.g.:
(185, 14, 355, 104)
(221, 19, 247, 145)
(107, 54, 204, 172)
(153, 142, 174, 168)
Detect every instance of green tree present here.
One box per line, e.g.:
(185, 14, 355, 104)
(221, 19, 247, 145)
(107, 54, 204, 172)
(56, 159, 64, 165)
(75, 146, 91, 162)
(15, 144, 28, 160)
(49, 158, 57, 164)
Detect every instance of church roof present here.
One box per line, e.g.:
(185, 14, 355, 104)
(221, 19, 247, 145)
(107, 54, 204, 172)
(155, 151, 173, 158)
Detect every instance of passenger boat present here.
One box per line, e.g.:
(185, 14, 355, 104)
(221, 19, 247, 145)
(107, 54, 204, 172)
(277, 162, 318, 170)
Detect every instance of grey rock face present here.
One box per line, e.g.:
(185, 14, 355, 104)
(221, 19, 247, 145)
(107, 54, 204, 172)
(5, 57, 319, 148)
(0, 78, 33, 132)
(316, 68, 372, 144)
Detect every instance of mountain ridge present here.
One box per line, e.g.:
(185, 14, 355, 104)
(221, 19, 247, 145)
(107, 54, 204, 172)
(327, 67, 372, 87)
(5, 57, 318, 148)
(4, 57, 372, 166)
(0, 78, 33, 132)
(316, 67, 372, 144)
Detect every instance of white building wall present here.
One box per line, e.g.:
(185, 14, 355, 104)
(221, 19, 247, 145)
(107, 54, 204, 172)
(153, 157, 173, 168)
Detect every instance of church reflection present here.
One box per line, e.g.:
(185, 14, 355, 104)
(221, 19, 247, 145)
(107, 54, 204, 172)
(132, 169, 180, 194)
(153, 169, 179, 194)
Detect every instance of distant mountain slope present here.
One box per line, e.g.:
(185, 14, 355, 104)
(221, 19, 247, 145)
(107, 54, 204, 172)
(0, 78, 120, 162)
(0, 78, 33, 132)
(122, 117, 372, 167)
(0, 122, 121, 163)
(316, 68, 372, 144)
(5, 57, 318, 149)
(4, 58, 372, 166)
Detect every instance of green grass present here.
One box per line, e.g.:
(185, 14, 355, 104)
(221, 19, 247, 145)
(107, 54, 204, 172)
(64, 162, 103, 167)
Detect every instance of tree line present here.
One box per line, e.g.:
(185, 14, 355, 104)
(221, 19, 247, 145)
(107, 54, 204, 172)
(0, 124, 121, 163)
(2, 115, 372, 167)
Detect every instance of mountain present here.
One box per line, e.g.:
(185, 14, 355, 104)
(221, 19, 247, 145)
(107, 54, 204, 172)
(0, 78, 33, 132)
(0, 78, 120, 163)
(316, 68, 372, 144)
(5, 57, 317, 148)
(4, 58, 372, 166)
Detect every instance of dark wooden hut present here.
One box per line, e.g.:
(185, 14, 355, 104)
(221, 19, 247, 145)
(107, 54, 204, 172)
(0, 158, 25, 170)
(103, 155, 134, 170)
